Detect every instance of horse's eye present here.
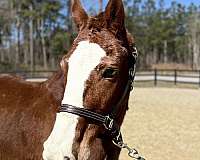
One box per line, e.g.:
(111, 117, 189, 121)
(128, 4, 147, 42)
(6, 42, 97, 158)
(102, 68, 119, 79)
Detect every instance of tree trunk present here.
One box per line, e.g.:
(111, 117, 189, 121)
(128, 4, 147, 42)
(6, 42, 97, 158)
(22, 22, 29, 67)
(24, 40, 29, 66)
(163, 40, 167, 63)
(0, 49, 5, 62)
(191, 18, 199, 69)
(8, 0, 13, 64)
(5, 35, 12, 63)
(193, 38, 199, 69)
(188, 39, 192, 67)
(190, 13, 200, 70)
(16, 15, 20, 69)
(153, 45, 158, 64)
(98, 0, 103, 13)
(41, 18, 47, 70)
(29, 4, 34, 71)
(51, 56, 56, 69)
(66, 0, 72, 32)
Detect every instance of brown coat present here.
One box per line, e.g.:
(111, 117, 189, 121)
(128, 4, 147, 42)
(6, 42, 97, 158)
(0, 72, 65, 159)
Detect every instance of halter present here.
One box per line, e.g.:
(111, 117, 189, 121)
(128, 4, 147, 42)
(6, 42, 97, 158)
(59, 47, 145, 160)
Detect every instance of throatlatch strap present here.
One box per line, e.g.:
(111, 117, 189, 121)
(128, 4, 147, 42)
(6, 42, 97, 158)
(60, 104, 105, 123)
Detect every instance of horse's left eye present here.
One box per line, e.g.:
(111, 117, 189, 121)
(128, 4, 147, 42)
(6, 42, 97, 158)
(102, 68, 119, 79)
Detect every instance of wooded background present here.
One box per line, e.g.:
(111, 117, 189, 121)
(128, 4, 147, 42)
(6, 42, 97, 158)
(0, 0, 200, 71)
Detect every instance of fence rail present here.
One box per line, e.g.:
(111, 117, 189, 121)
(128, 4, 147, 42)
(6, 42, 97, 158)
(135, 69, 200, 87)
(1, 69, 200, 87)
(0, 70, 56, 79)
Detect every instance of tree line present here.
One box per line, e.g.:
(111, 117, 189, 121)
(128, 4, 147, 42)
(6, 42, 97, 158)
(125, 0, 200, 69)
(0, 0, 200, 71)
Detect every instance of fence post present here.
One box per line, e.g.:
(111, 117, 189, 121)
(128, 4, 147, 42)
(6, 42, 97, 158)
(154, 69, 157, 86)
(174, 69, 177, 85)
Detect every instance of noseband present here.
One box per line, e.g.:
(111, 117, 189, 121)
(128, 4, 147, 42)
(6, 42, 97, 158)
(59, 47, 145, 160)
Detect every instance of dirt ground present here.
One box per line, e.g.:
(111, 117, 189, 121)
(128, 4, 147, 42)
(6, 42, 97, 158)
(119, 87, 200, 160)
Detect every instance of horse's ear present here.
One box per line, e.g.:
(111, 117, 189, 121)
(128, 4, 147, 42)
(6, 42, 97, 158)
(104, 0, 125, 34)
(71, 0, 88, 31)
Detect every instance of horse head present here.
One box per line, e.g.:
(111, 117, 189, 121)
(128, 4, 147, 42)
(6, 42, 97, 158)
(43, 0, 136, 159)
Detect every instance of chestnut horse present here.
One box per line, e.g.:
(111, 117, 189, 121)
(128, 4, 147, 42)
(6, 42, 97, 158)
(0, 0, 138, 159)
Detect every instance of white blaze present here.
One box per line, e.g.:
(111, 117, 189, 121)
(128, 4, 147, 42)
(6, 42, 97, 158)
(43, 41, 106, 160)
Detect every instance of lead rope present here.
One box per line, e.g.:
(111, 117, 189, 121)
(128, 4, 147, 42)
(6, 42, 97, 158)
(112, 46, 145, 160)
(112, 131, 145, 160)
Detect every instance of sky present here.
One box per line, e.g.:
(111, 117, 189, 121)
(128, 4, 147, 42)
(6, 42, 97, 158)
(82, 0, 200, 12)
(164, 0, 200, 7)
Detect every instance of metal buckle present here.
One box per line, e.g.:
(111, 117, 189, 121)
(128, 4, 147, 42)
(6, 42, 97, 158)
(112, 131, 124, 148)
(132, 46, 138, 58)
(104, 115, 114, 130)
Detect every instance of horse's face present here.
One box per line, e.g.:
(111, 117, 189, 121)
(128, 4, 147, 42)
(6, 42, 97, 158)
(43, 0, 135, 160)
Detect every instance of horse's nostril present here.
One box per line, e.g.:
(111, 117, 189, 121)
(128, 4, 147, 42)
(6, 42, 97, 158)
(64, 156, 70, 160)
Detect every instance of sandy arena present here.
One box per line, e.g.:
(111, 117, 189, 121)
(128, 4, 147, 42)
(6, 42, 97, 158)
(120, 87, 200, 160)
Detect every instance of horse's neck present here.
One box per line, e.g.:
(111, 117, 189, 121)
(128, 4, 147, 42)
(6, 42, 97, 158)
(44, 70, 65, 105)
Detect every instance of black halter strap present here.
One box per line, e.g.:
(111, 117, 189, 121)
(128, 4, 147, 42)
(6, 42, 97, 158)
(110, 67, 136, 118)
(60, 104, 120, 136)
